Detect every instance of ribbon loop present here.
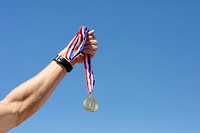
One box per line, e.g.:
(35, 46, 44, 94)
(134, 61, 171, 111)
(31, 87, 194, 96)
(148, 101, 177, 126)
(65, 26, 95, 94)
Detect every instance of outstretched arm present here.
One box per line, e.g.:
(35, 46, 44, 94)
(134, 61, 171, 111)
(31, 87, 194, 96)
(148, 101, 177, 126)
(0, 30, 98, 132)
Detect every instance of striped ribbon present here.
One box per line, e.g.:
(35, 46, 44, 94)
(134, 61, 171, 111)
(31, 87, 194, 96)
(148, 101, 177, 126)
(65, 26, 95, 94)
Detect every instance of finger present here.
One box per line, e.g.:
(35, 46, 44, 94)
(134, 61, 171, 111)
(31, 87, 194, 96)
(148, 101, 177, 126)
(82, 49, 96, 57)
(87, 35, 96, 40)
(87, 30, 95, 35)
(83, 44, 98, 51)
(85, 40, 98, 46)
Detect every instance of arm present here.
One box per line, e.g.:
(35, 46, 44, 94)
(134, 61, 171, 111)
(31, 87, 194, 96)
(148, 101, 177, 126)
(0, 61, 66, 132)
(0, 30, 97, 132)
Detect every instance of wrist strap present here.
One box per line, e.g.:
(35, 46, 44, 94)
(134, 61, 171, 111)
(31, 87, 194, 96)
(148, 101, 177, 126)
(53, 55, 73, 72)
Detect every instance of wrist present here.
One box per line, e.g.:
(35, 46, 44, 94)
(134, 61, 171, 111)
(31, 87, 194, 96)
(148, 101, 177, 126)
(68, 60, 76, 66)
(53, 55, 73, 72)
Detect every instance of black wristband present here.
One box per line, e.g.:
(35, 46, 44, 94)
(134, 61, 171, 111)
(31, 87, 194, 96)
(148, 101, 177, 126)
(53, 55, 73, 72)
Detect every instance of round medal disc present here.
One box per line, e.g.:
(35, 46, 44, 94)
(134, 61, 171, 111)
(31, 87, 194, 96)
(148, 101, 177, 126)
(83, 95, 98, 112)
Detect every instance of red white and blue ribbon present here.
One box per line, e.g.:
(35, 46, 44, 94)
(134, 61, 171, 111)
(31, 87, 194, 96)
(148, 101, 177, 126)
(65, 26, 95, 94)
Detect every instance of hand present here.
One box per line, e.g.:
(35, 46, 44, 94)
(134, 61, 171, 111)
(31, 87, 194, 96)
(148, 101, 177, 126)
(59, 30, 98, 66)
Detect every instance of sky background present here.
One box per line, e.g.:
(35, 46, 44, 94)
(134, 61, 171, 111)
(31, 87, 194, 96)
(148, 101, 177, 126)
(0, 0, 200, 133)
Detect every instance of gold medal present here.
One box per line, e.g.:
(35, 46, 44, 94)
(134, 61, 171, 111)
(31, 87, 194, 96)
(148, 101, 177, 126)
(83, 95, 98, 112)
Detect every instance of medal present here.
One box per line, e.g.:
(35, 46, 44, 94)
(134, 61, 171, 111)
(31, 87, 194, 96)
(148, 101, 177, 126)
(83, 95, 98, 112)
(65, 26, 98, 112)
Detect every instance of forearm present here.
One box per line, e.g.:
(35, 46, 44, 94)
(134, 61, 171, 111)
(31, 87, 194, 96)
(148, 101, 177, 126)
(2, 60, 67, 125)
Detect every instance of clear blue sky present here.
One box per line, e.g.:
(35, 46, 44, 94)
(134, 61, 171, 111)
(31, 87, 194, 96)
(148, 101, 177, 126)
(0, 0, 200, 133)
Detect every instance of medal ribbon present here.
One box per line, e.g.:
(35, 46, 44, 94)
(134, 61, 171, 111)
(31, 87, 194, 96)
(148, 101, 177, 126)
(65, 26, 95, 94)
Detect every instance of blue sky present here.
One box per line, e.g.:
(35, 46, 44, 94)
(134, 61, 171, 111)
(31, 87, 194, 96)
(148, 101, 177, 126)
(0, 0, 200, 133)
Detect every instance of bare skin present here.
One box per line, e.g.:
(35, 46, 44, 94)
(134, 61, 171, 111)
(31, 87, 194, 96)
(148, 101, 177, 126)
(0, 30, 98, 133)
